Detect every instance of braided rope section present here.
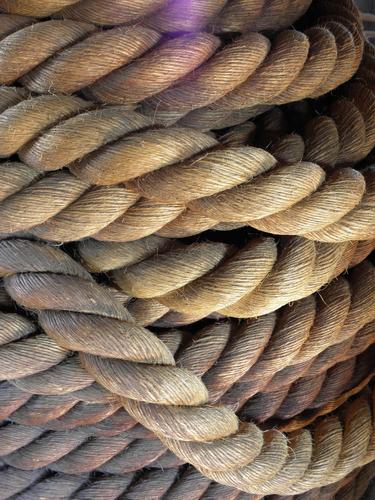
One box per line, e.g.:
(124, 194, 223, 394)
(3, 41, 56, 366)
(0, 0, 313, 33)
(0, 0, 363, 118)
(0, 239, 375, 495)
(0, 90, 374, 243)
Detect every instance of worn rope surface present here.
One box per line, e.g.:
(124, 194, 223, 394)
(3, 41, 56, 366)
(1, 258, 373, 435)
(79, 236, 374, 318)
(0, 239, 374, 495)
(0, 0, 374, 496)
(0, 0, 313, 33)
(0, 88, 374, 243)
(0, 0, 363, 120)
(1, 459, 374, 499)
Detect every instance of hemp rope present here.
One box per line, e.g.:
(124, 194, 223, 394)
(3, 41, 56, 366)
(2, 460, 373, 499)
(79, 236, 375, 318)
(1, 351, 373, 476)
(0, 276, 373, 473)
(1, 258, 374, 425)
(222, 82, 375, 170)
(0, 239, 375, 495)
(0, 1, 363, 119)
(0, 0, 313, 33)
(1, 361, 375, 479)
(0, 89, 374, 243)
(1, 255, 373, 409)
(0, 0, 373, 496)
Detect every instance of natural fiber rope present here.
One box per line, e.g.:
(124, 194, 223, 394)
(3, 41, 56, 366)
(1, 259, 373, 428)
(79, 236, 374, 318)
(0, 239, 374, 495)
(2, 460, 373, 499)
(223, 82, 375, 169)
(0, 0, 313, 33)
(0, 90, 374, 243)
(0, 1, 363, 118)
(1, 352, 373, 476)
(0, 0, 373, 496)
(1, 352, 374, 475)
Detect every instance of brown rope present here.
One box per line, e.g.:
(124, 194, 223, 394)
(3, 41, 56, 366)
(0, 84, 374, 243)
(2, 259, 374, 426)
(79, 236, 374, 318)
(0, 1, 362, 115)
(224, 82, 375, 170)
(1, 352, 373, 475)
(0, 239, 374, 495)
(0, 0, 313, 33)
(0, 461, 373, 500)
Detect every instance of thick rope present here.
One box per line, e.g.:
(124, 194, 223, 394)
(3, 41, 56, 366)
(0, 93, 374, 243)
(2, 260, 374, 427)
(0, 1, 362, 115)
(1, 461, 374, 500)
(0, 0, 313, 33)
(79, 236, 374, 318)
(0, 239, 374, 495)
(223, 82, 375, 170)
(1, 350, 373, 477)
(160, 0, 364, 127)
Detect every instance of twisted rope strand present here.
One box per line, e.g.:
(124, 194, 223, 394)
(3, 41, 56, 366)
(0, 262, 373, 472)
(0, 0, 313, 33)
(1, 460, 372, 500)
(0, 93, 374, 242)
(4, 260, 374, 418)
(2, 348, 373, 476)
(0, 239, 374, 495)
(0, 1, 362, 115)
(80, 236, 374, 318)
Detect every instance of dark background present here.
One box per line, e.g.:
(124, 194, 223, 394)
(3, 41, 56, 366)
(357, 0, 375, 9)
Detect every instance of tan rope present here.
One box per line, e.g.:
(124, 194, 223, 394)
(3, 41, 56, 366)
(0, 461, 374, 499)
(0, 0, 313, 33)
(2, 260, 374, 429)
(0, 1, 362, 114)
(0, 239, 374, 495)
(0, 90, 374, 242)
(80, 236, 374, 318)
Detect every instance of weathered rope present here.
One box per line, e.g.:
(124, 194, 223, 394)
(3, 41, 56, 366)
(0, 0, 314, 33)
(1, 351, 373, 476)
(2, 258, 374, 432)
(79, 236, 374, 318)
(0, 91, 374, 243)
(2, 461, 372, 500)
(1, 351, 375, 478)
(224, 82, 375, 170)
(0, 239, 374, 495)
(0, 1, 363, 117)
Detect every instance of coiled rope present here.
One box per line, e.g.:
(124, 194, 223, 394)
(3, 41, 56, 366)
(0, 239, 374, 495)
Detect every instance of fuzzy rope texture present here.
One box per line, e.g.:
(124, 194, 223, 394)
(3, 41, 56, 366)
(0, 349, 374, 476)
(0, 0, 313, 33)
(79, 236, 375, 318)
(1, 253, 373, 399)
(0, 87, 374, 243)
(4, 256, 375, 400)
(222, 81, 375, 170)
(1, 459, 374, 499)
(0, 239, 375, 495)
(0, 0, 363, 124)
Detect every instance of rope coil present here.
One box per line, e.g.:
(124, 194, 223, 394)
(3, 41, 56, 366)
(0, 0, 374, 496)
(0, 239, 374, 495)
